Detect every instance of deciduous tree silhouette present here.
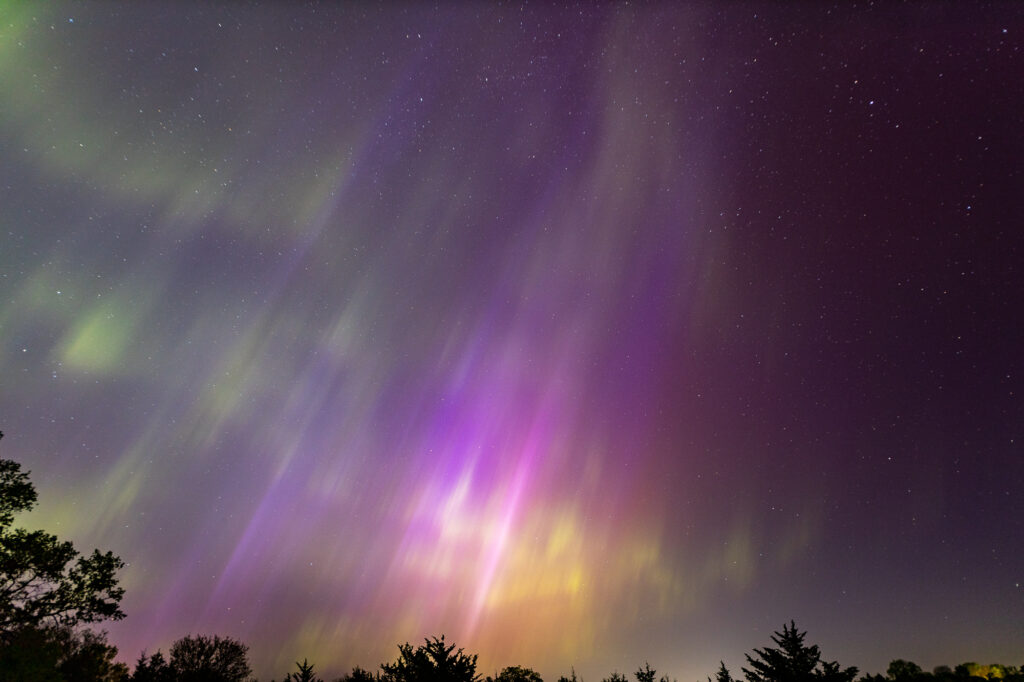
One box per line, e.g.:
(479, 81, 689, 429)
(857, 674, 886, 682)
(168, 633, 252, 682)
(0, 432, 125, 636)
(859, 662, 1024, 682)
(958, 665, 1021, 681)
(380, 636, 480, 682)
(888, 661, 924, 681)
(489, 666, 544, 682)
(0, 624, 128, 682)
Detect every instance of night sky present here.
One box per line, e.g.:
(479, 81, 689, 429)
(2, 2, 1023, 680)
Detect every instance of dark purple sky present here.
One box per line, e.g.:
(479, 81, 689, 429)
(1, 2, 1022, 680)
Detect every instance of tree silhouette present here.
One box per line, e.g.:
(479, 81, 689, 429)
(556, 667, 580, 682)
(711, 662, 736, 682)
(858, 674, 886, 682)
(50, 626, 129, 681)
(862, 662, 1024, 682)
(603, 673, 629, 682)
(380, 636, 480, 682)
(338, 666, 380, 682)
(131, 649, 172, 682)
(0, 432, 125, 636)
(739, 621, 857, 682)
(959, 665, 1021, 681)
(888, 662, 924, 681)
(0, 624, 128, 682)
(490, 666, 544, 682)
(636, 663, 657, 682)
(167, 633, 252, 682)
(285, 658, 324, 682)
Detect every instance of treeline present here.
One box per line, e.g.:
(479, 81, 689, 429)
(862, 661, 1024, 682)
(3, 622, 1021, 682)
(0, 433, 1020, 682)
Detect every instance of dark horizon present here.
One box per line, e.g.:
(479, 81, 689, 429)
(1, 2, 1022, 680)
